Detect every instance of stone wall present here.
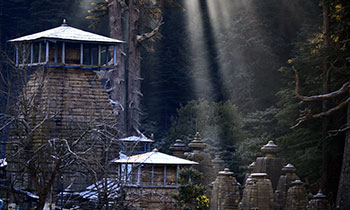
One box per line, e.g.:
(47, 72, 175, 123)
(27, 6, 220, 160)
(125, 187, 179, 210)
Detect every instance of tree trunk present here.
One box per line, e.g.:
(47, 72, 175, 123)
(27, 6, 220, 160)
(108, 0, 127, 134)
(35, 194, 47, 210)
(127, 0, 141, 135)
(320, 0, 331, 194)
(336, 87, 350, 209)
(0, 0, 2, 50)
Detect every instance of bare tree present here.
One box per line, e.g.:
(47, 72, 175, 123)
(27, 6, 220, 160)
(0, 52, 125, 209)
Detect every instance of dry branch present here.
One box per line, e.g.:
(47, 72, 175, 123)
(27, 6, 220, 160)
(136, 19, 163, 43)
(292, 66, 349, 102)
(292, 97, 350, 128)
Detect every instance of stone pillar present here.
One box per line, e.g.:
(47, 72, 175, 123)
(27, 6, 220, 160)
(169, 139, 187, 158)
(275, 164, 300, 210)
(211, 168, 240, 210)
(239, 173, 274, 210)
(212, 154, 225, 176)
(244, 161, 256, 185)
(255, 140, 283, 191)
(306, 191, 331, 210)
(186, 132, 214, 185)
(285, 180, 308, 210)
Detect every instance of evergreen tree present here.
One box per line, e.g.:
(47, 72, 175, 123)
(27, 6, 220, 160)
(162, 100, 245, 176)
(173, 168, 209, 210)
(276, 1, 350, 206)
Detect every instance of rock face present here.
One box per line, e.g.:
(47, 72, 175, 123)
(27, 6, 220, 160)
(211, 168, 240, 210)
(306, 191, 331, 210)
(186, 132, 215, 185)
(285, 180, 308, 210)
(239, 173, 274, 210)
(254, 140, 283, 191)
(275, 164, 300, 210)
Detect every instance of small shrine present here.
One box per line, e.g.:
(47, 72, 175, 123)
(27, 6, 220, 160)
(285, 180, 308, 210)
(254, 140, 283, 190)
(239, 173, 274, 210)
(169, 139, 187, 158)
(113, 148, 197, 187)
(119, 135, 153, 156)
(186, 132, 215, 185)
(211, 168, 240, 210)
(275, 163, 300, 209)
(113, 148, 197, 209)
(307, 191, 331, 210)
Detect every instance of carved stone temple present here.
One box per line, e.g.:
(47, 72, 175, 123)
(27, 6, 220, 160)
(239, 172, 274, 210)
(186, 132, 215, 185)
(285, 180, 309, 210)
(210, 168, 240, 210)
(306, 191, 331, 210)
(275, 164, 300, 210)
(5, 20, 123, 204)
(255, 140, 284, 190)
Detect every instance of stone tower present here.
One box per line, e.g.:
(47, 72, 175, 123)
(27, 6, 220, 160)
(275, 164, 300, 209)
(6, 20, 123, 197)
(169, 139, 187, 158)
(212, 154, 225, 177)
(306, 191, 331, 210)
(255, 140, 283, 191)
(239, 173, 274, 210)
(244, 161, 256, 185)
(210, 168, 240, 210)
(186, 132, 215, 185)
(285, 180, 309, 210)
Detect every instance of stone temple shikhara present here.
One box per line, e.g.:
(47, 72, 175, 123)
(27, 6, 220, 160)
(4, 20, 124, 208)
(1, 20, 332, 210)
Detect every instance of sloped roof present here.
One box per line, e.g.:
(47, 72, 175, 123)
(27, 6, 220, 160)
(113, 149, 198, 165)
(9, 22, 123, 44)
(119, 135, 153, 142)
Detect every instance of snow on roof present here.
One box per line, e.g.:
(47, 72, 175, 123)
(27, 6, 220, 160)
(0, 158, 7, 168)
(112, 149, 198, 165)
(79, 178, 120, 200)
(119, 135, 153, 142)
(9, 22, 123, 44)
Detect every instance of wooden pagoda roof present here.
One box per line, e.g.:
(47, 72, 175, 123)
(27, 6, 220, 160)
(113, 149, 198, 165)
(9, 20, 123, 44)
